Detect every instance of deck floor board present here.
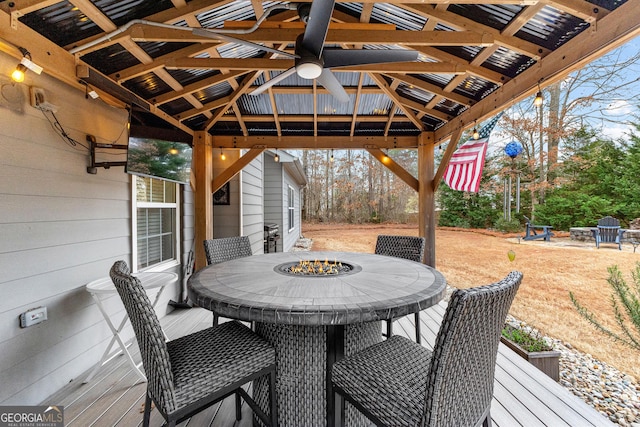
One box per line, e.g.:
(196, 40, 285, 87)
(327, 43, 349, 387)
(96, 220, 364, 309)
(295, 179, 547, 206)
(43, 303, 613, 426)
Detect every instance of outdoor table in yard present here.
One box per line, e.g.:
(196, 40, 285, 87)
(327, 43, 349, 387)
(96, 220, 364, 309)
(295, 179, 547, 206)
(187, 251, 446, 427)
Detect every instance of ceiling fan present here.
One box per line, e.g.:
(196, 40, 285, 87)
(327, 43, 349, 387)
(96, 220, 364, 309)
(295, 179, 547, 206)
(247, 0, 419, 103)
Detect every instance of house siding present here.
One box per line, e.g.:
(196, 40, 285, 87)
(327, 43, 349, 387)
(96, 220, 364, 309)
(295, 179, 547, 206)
(282, 172, 302, 252)
(242, 152, 265, 254)
(0, 52, 186, 404)
(264, 157, 283, 252)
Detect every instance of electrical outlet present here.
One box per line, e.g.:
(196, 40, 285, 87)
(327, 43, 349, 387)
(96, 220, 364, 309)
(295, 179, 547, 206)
(20, 306, 48, 328)
(29, 87, 58, 112)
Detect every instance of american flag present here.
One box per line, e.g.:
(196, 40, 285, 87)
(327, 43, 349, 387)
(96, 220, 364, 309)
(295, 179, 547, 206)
(443, 113, 503, 193)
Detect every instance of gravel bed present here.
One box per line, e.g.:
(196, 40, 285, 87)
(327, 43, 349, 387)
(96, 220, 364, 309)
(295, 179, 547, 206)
(504, 316, 640, 426)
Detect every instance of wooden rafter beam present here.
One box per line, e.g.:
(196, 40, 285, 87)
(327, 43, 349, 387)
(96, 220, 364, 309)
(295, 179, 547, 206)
(433, 0, 640, 145)
(211, 147, 265, 192)
(404, 4, 549, 59)
(218, 115, 414, 123)
(211, 135, 420, 149)
(381, 73, 473, 107)
(368, 73, 424, 130)
(167, 58, 466, 74)
(125, 26, 496, 47)
(366, 148, 419, 192)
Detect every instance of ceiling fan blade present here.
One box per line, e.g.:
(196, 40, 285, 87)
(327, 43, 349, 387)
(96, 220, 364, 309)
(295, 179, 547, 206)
(317, 69, 350, 103)
(249, 68, 297, 96)
(323, 49, 419, 68)
(301, 0, 336, 58)
(192, 28, 298, 58)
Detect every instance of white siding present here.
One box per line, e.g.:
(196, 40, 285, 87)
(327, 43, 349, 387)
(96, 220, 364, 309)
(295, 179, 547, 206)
(0, 52, 188, 404)
(264, 157, 283, 252)
(282, 172, 302, 251)
(242, 153, 264, 254)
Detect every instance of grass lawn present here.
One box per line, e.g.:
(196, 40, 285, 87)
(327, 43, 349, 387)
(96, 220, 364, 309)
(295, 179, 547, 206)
(303, 222, 640, 380)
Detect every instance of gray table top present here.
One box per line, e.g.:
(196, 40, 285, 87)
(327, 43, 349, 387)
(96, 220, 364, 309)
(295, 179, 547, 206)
(188, 251, 447, 326)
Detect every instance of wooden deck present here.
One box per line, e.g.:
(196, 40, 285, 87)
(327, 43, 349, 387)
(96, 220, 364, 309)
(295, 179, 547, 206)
(43, 302, 614, 427)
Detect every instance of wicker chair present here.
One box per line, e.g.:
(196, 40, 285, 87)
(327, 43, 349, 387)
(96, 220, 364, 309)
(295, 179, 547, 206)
(331, 271, 523, 427)
(203, 236, 253, 325)
(109, 261, 277, 427)
(374, 234, 426, 343)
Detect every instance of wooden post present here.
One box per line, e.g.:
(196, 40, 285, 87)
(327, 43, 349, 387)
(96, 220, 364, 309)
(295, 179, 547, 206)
(193, 131, 213, 270)
(418, 132, 436, 267)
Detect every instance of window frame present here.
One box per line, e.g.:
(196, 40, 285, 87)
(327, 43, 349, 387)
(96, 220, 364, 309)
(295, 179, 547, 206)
(288, 185, 295, 232)
(131, 176, 181, 273)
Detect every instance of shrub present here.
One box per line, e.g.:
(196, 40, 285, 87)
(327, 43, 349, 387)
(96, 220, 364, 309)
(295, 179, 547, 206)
(570, 264, 640, 351)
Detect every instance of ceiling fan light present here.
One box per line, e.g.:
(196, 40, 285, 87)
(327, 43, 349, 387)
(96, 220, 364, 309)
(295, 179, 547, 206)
(296, 62, 322, 79)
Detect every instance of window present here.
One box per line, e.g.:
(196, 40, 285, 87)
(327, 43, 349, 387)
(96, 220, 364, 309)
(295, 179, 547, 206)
(288, 186, 295, 231)
(133, 176, 180, 270)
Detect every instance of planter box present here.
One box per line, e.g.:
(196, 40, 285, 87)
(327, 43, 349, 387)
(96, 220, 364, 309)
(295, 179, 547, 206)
(501, 336, 561, 382)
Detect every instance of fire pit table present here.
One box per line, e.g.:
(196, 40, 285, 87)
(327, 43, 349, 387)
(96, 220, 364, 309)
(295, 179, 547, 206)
(188, 251, 446, 427)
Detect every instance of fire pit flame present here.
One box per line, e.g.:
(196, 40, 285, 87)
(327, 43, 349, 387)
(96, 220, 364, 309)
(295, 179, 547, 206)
(276, 258, 358, 276)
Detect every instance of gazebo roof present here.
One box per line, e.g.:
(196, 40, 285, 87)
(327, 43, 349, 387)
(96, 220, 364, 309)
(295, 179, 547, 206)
(1, 0, 637, 147)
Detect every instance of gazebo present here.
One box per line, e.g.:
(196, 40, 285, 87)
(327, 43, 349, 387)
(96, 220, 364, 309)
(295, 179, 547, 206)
(2, 0, 637, 269)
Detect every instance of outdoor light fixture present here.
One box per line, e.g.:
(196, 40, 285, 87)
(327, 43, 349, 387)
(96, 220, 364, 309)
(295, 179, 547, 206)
(472, 122, 480, 140)
(11, 63, 27, 83)
(220, 148, 226, 161)
(533, 84, 543, 107)
(10, 47, 43, 83)
(274, 150, 279, 162)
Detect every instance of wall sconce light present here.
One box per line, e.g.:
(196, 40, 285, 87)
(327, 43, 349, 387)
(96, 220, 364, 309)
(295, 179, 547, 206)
(220, 147, 226, 161)
(10, 47, 43, 83)
(330, 149, 334, 162)
(533, 84, 543, 107)
(274, 149, 279, 162)
(472, 121, 480, 140)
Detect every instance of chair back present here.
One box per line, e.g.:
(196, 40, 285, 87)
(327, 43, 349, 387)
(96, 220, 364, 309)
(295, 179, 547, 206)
(110, 261, 176, 414)
(375, 235, 426, 263)
(422, 271, 523, 427)
(597, 216, 621, 243)
(203, 236, 253, 265)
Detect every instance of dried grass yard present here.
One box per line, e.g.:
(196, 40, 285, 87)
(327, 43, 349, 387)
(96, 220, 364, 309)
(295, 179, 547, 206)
(302, 222, 640, 381)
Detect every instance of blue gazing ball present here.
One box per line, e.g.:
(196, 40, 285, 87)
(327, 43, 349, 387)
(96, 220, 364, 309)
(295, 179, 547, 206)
(504, 141, 523, 159)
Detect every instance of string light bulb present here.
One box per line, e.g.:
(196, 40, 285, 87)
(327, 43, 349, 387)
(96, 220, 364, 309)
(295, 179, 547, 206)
(11, 64, 27, 83)
(274, 149, 279, 162)
(220, 148, 226, 161)
(533, 85, 543, 107)
(472, 122, 480, 140)
(10, 47, 43, 83)
(168, 146, 179, 155)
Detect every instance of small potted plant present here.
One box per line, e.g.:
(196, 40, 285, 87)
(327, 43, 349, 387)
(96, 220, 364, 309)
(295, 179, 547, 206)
(501, 324, 561, 381)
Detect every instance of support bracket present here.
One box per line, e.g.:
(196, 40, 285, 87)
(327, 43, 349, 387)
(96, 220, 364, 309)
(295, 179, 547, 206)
(86, 134, 128, 174)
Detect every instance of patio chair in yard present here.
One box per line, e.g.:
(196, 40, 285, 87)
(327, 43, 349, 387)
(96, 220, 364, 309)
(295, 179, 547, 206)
(375, 235, 426, 343)
(109, 261, 277, 427)
(592, 216, 626, 250)
(331, 271, 523, 427)
(204, 236, 253, 325)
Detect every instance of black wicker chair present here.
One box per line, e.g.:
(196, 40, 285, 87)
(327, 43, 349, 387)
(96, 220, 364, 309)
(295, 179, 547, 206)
(331, 271, 523, 427)
(203, 236, 253, 325)
(109, 261, 277, 427)
(374, 234, 426, 343)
